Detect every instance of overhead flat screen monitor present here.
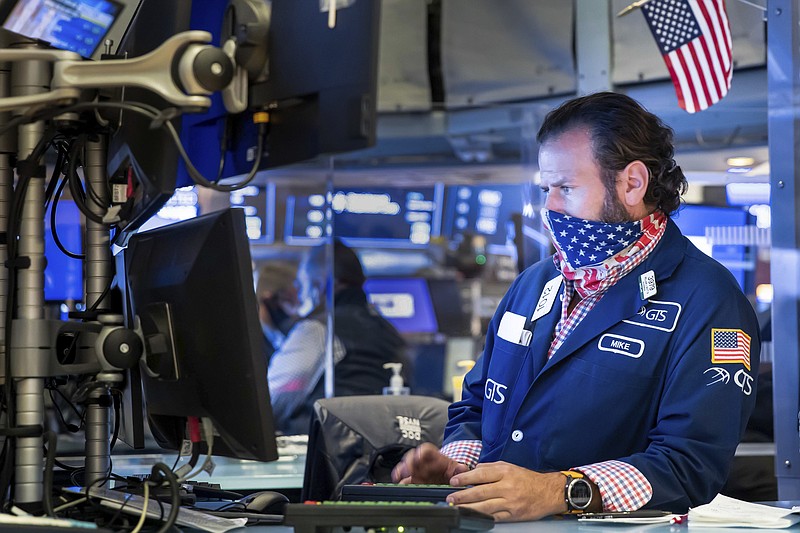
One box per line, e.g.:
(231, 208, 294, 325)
(363, 278, 438, 335)
(443, 183, 527, 255)
(285, 185, 443, 248)
(107, 0, 382, 240)
(45, 200, 83, 302)
(0, 0, 134, 58)
(230, 184, 275, 243)
(673, 204, 752, 292)
(124, 208, 278, 462)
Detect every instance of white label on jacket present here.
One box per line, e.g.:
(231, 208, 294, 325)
(623, 300, 682, 332)
(598, 334, 645, 358)
(639, 270, 658, 299)
(531, 276, 563, 323)
(485, 379, 507, 404)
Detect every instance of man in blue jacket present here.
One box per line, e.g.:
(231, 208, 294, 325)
(392, 92, 760, 521)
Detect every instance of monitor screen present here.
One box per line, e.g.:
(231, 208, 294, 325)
(45, 199, 83, 302)
(363, 278, 439, 334)
(229, 184, 275, 243)
(2, 0, 123, 57)
(285, 185, 443, 248)
(427, 278, 470, 337)
(124, 208, 278, 462)
(443, 183, 528, 255)
(672, 204, 752, 291)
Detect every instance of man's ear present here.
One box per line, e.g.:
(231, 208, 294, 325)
(618, 160, 649, 207)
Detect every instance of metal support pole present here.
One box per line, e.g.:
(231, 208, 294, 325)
(11, 43, 49, 504)
(84, 387, 110, 487)
(83, 137, 114, 488)
(323, 160, 335, 399)
(0, 58, 13, 465)
(767, 0, 800, 499)
(575, 0, 613, 94)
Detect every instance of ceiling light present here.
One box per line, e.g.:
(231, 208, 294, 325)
(726, 156, 755, 167)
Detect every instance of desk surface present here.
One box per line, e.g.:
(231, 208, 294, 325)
(236, 518, 800, 532)
(109, 453, 306, 491)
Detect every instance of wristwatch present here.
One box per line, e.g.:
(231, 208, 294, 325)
(561, 471, 592, 514)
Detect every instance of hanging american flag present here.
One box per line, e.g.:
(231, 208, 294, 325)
(711, 328, 751, 371)
(640, 0, 732, 113)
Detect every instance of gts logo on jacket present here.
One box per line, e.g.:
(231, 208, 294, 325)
(485, 379, 508, 404)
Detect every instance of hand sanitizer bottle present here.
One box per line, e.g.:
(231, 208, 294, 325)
(382, 362, 410, 395)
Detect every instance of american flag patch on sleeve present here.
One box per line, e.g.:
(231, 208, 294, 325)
(711, 328, 751, 371)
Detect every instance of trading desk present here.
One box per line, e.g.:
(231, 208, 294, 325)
(58, 437, 307, 492)
(105, 453, 306, 491)
(241, 519, 799, 532)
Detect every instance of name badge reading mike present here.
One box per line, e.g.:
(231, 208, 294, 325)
(532, 276, 562, 323)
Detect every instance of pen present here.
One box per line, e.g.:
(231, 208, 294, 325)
(671, 514, 688, 524)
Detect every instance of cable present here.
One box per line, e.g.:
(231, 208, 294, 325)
(42, 431, 57, 517)
(170, 119, 266, 192)
(214, 115, 233, 182)
(87, 281, 112, 313)
(178, 418, 214, 482)
(43, 139, 68, 211)
(54, 458, 79, 472)
(47, 388, 80, 433)
(66, 135, 109, 226)
(148, 463, 180, 533)
(130, 482, 149, 533)
(50, 175, 84, 260)
(173, 417, 201, 480)
(51, 385, 85, 426)
(109, 390, 121, 453)
(8, 100, 265, 192)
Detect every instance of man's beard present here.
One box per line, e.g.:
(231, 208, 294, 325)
(600, 171, 633, 223)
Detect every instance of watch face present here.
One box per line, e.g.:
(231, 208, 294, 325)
(569, 479, 592, 508)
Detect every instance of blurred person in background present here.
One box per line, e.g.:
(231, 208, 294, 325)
(268, 239, 409, 435)
(256, 260, 300, 361)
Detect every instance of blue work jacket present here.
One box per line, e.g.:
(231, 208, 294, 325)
(444, 219, 760, 512)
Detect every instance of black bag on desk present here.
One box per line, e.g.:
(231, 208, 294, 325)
(301, 395, 450, 501)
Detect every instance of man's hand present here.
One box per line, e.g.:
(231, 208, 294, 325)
(446, 462, 567, 522)
(391, 442, 469, 485)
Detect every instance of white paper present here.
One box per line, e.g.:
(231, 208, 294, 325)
(68, 487, 247, 533)
(688, 494, 800, 528)
(497, 311, 527, 345)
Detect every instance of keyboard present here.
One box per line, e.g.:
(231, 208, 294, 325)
(341, 483, 465, 503)
(283, 501, 494, 533)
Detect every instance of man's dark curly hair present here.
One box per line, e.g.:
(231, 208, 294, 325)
(536, 92, 687, 215)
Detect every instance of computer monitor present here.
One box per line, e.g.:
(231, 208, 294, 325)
(107, 0, 381, 239)
(362, 278, 439, 335)
(0, 0, 138, 59)
(230, 184, 276, 244)
(285, 185, 444, 248)
(672, 204, 754, 292)
(427, 278, 470, 337)
(123, 208, 278, 462)
(443, 183, 527, 255)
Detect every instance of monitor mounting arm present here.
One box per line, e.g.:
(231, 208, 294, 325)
(0, 31, 234, 114)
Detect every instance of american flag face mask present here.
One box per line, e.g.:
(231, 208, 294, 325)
(542, 209, 645, 270)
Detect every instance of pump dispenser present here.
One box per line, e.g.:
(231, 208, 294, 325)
(382, 362, 410, 395)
